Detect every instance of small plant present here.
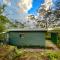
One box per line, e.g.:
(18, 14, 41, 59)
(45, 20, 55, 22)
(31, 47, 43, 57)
(45, 50, 60, 60)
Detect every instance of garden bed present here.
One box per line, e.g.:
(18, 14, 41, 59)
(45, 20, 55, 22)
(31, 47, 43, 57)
(0, 45, 60, 60)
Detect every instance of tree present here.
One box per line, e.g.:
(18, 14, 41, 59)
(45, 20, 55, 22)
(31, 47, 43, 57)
(37, 4, 48, 28)
(0, 4, 10, 32)
(37, 2, 60, 28)
(28, 15, 35, 20)
(0, 4, 6, 14)
(0, 4, 10, 41)
(45, 10, 60, 28)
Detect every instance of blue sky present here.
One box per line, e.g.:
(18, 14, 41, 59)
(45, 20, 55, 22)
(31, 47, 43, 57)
(28, 0, 44, 15)
(0, 0, 59, 21)
(0, 0, 44, 21)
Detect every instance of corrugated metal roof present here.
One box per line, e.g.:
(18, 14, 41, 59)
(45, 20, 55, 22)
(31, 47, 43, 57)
(7, 28, 47, 32)
(48, 27, 60, 33)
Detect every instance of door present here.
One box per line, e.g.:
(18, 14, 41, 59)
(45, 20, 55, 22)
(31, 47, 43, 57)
(51, 32, 58, 44)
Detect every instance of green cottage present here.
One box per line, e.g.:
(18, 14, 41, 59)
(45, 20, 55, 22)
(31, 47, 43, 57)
(7, 28, 47, 48)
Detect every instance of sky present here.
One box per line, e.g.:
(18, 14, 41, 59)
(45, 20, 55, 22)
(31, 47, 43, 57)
(0, 0, 59, 22)
(52, 0, 60, 10)
(0, 0, 44, 21)
(28, 0, 44, 15)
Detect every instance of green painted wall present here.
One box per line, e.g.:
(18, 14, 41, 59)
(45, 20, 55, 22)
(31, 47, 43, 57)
(9, 31, 45, 47)
(51, 33, 58, 44)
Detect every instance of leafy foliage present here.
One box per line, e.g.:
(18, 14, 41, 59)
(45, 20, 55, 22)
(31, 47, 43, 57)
(0, 4, 10, 41)
(45, 50, 60, 60)
(0, 4, 10, 32)
(38, 4, 60, 28)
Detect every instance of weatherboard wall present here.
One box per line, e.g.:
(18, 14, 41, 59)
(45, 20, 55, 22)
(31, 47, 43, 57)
(8, 29, 46, 47)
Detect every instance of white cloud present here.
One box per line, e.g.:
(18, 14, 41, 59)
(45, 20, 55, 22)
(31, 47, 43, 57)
(45, 0, 53, 10)
(17, 0, 33, 13)
(3, 0, 11, 6)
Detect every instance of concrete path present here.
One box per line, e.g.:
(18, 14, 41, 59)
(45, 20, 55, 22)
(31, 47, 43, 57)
(46, 40, 59, 50)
